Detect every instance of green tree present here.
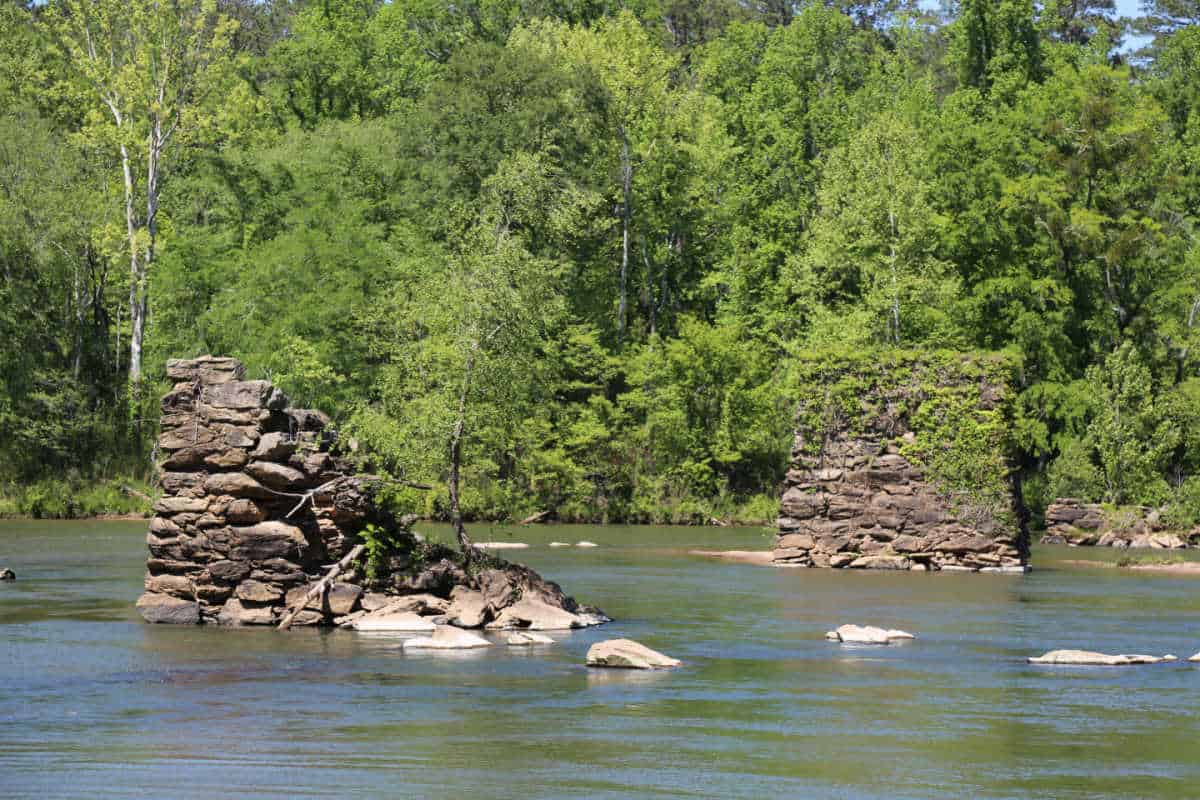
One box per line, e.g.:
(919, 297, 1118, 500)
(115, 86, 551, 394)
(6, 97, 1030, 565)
(44, 0, 236, 424)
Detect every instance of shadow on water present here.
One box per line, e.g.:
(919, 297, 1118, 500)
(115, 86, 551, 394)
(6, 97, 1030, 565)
(2, 519, 1199, 799)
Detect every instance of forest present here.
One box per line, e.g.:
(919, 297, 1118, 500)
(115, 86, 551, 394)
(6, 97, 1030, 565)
(1, 0, 1198, 527)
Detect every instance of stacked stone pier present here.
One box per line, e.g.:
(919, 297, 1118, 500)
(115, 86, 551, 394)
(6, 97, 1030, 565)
(137, 356, 606, 629)
(773, 352, 1029, 573)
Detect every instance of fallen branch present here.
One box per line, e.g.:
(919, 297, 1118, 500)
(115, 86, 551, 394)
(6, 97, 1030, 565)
(284, 478, 345, 519)
(519, 510, 550, 525)
(276, 543, 365, 631)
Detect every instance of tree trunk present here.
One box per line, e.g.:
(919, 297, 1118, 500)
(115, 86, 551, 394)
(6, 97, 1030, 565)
(618, 127, 632, 343)
(449, 348, 477, 557)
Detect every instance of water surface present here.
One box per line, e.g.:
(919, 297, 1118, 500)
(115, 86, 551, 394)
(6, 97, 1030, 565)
(2, 520, 1199, 798)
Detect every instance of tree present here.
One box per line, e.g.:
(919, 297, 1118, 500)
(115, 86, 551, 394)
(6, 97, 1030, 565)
(792, 108, 960, 347)
(44, 0, 235, 429)
(1087, 342, 1177, 504)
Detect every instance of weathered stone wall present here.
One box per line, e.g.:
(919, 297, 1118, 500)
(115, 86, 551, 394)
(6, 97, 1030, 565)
(1042, 499, 1194, 549)
(137, 356, 607, 629)
(773, 352, 1029, 573)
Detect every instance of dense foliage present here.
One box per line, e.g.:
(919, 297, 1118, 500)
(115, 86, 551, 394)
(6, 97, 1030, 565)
(2, 0, 1199, 526)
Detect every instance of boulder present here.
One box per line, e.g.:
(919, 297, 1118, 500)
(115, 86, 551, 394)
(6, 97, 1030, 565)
(476, 568, 517, 610)
(327, 583, 363, 616)
(825, 624, 915, 644)
(245, 460, 307, 489)
(507, 632, 555, 646)
(136, 592, 200, 624)
(228, 521, 307, 562)
(485, 597, 588, 630)
(204, 472, 273, 499)
(203, 379, 280, 410)
(1027, 650, 1174, 666)
(402, 626, 493, 649)
(1188, 652, 1200, 663)
(216, 597, 274, 626)
(586, 639, 680, 669)
(235, 579, 283, 604)
(144, 573, 194, 598)
(445, 587, 489, 628)
(153, 496, 210, 514)
(205, 560, 252, 584)
(251, 431, 296, 461)
(352, 611, 437, 632)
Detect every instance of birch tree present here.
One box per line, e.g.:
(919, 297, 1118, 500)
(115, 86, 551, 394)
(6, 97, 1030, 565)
(45, 0, 235, 425)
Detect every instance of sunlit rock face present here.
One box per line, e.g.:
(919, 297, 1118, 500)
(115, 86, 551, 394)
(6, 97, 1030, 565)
(137, 356, 608, 629)
(774, 352, 1029, 573)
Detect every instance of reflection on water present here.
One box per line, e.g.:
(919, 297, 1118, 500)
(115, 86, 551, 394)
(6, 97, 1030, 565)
(2, 520, 1200, 799)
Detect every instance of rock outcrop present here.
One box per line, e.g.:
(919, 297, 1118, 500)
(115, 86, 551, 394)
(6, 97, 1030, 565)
(1041, 499, 1194, 549)
(774, 352, 1029, 572)
(586, 639, 681, 669)
(137, 356, 608, 630)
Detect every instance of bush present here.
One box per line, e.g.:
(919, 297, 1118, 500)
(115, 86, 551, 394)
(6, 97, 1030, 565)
(1046, 437, 1104, 502)
(1164, 476, 1200, 530)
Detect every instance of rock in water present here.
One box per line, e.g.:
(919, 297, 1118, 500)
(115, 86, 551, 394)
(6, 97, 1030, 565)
(142, 356, 608, 631)
(486, 597, 592, 630)
(507, 632, 555, 646)
(1188, 652, 1200, 663)
(0, 567, 15, 581)
(826, 624, 915, 644)
(1027, 649, 1174, 666)
(548, 542, 569, 547)
(575, 541, 599, 548)
(137, 592, 200, 625)
(352, 611, 437, 632)
(403, 626, 493, 650)
(473, 542, 529, 550)
(586, 639, 680, 669)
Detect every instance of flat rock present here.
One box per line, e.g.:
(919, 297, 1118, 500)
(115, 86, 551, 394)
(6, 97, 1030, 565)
(575, 541, 599, 548)
(403, 626, 493, 649)
(228, 521, 307, 562)
(1027, 649, 1173, 666)
(485, 597, 589, 630)
(507, 632, 555, 646)
(136, 592, 199, 624)
(690, 549, 776, 566)
(217, 597, 274, 626)
(352, 611, 437, 632)
(586, 638, 680, 669)
(825, 624, 915, 644)
(245, 460, 307, 489)
(548, 541, 570, 547)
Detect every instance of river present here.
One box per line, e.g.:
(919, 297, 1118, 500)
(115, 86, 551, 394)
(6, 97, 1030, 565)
(2, 519, 1199, 798)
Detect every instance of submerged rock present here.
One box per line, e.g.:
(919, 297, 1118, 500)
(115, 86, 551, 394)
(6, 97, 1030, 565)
(507, 632, 554, 646)
(825, 624, 915, 644)
(403, 626, 492, 650)
(1027, 649, 1175, 666)
(586, 639, 680, 669)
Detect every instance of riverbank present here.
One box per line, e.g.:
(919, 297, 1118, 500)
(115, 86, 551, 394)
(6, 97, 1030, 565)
(0, 477, 154, 520)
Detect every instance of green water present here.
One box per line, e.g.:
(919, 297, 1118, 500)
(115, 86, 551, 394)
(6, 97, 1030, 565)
(3, 520, 1200, 798)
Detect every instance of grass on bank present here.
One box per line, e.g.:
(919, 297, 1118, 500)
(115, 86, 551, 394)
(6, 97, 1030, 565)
(0, 477, 155, 519)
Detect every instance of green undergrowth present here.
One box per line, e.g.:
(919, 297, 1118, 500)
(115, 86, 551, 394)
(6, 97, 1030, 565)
(0, 476, 155, 519)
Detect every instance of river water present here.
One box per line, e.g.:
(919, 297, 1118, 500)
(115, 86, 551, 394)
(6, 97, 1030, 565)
(2, 519, 1199, 799)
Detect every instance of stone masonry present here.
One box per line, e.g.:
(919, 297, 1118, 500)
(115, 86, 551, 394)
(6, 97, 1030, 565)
(137, 356, 607, 629)
(773, 359, 1029, 573)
